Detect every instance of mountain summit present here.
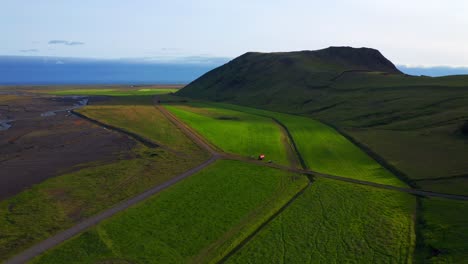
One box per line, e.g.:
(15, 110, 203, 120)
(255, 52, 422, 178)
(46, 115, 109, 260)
(177, 46, 401, 103)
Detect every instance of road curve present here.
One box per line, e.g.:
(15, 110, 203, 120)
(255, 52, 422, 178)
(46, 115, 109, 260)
(5, 156, 219, 264)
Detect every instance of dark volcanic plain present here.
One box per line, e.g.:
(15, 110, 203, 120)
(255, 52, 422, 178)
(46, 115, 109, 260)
(0, 93, 135, 199)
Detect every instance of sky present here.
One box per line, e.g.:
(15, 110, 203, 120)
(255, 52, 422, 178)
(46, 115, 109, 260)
(1, 0, 468, 67)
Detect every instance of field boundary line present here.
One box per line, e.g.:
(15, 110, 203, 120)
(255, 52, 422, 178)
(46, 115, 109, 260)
(217, 180, 312, 263)
(319, 120, 417, 188)
(220, 156, 468, 201)
(71, 109, 194, 158)
(5, 156, 219, 264)
(271, 118, 308, 170)
(71, 110, 159, 148)
(154, 103, 219, 155)
(413, 173, 468, 182)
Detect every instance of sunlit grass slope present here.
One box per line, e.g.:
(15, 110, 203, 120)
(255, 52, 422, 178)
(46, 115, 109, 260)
(205, 102, 405, 187)
(165, 104, 290, 165)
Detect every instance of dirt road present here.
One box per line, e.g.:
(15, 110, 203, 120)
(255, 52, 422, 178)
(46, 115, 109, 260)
(4, 155, 219, 264)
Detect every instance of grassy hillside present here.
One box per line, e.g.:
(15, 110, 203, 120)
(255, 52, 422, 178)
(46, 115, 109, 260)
(176, 47, 468, 195)
(226, 178, 416, 263)
(32, 160, 307, 264)
(178, 47, 401, 108)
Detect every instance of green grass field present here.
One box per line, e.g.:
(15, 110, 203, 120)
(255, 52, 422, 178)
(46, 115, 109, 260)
(418, 198, 468, 263)
(32, 160, 308, 264)
(349, 128, 468, 195)
(227, 178, 416, 263)
(165, 104, 291, 166)
(197, 102, 405, 187)
(48, 88, 178, 96)
(78, 97, 204, 156)
(0, 146, 202, 261)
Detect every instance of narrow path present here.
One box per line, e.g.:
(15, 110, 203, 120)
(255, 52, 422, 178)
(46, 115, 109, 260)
(5, 156, 219, 264)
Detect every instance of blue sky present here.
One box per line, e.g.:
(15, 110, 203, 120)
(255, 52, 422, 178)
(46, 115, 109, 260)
(2, 0, 468, 66)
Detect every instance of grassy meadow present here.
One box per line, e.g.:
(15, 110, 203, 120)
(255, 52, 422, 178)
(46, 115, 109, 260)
(227, 178, 416, 263)
(165, 104, 291, 165)
(32, 160, 308, 264)
(0, 146, 202, 261)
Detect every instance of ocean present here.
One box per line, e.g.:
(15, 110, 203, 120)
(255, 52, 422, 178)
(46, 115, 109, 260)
(0, 56, 226, 85)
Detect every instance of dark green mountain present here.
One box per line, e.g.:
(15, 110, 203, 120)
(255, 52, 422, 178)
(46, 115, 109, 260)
(177, 46, 402, 106)
(177, 46, 468, 196)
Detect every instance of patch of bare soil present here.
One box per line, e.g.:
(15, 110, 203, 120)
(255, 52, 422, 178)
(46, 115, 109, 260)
(0, 95, 136, 200)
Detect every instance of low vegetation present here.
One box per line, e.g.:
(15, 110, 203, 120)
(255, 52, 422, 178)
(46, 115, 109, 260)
(78, 96, 204, 156)
(1, 95, 209, 261)
(165, 104, 291, 165)
(32, 160, 308, 264)
(349, 129, 468, 195)
(418, 198, 468, 263)
(227, 178, 416, 263)
(0, 146, 201, 260)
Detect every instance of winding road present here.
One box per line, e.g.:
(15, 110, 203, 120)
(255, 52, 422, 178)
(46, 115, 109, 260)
(6, 102, 468, 264)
